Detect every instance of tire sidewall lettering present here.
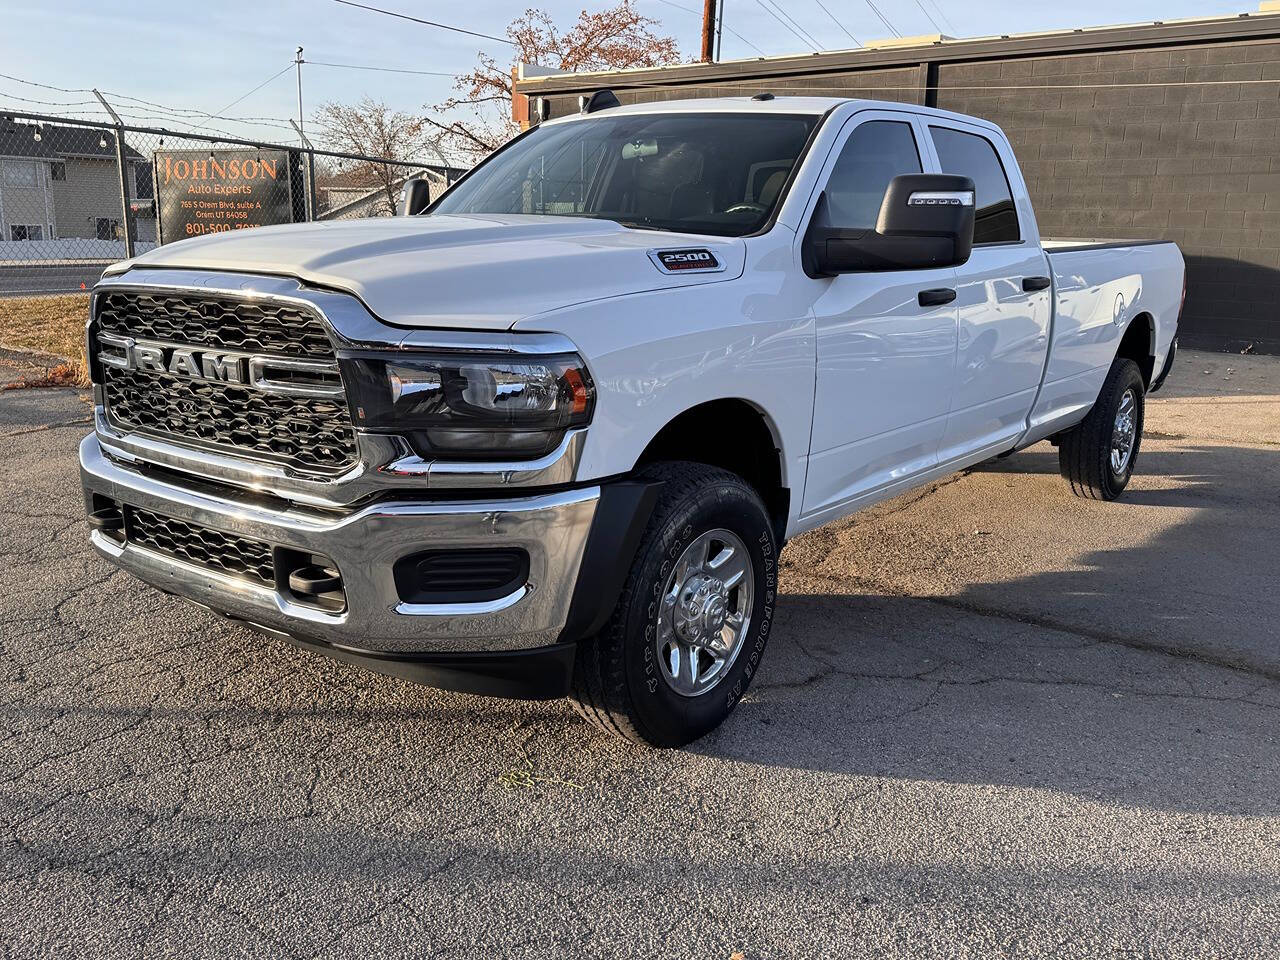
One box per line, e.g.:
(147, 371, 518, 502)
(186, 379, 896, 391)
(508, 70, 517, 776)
(635, 492, 775, 715)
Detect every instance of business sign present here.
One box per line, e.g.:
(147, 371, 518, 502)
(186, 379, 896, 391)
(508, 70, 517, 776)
(154, 148, 296, 244)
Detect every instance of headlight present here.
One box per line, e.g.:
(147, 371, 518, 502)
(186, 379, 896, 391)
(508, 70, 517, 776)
(343, 352, 595, 460)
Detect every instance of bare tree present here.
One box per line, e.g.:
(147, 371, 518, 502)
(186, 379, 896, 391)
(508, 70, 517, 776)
(431, 1, 680, 161)
(313, 97, 435, 215)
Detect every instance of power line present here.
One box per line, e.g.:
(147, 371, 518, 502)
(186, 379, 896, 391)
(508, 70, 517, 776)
(762, 0, 825, 50)
(194, 62, 295, 128)
(809, 0, 861, 47)
(306, 59, 462, 78)
(912, 0, 943, 34)
(647, 0, 767, 56)
(925, 0, 957, 35)
(863, 0, 901, 38)
(751, 0, 818, 51)
(331, 0, 514, 45)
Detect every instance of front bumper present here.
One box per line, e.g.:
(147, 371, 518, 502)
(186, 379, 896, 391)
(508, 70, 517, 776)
(80, 435, 600, 660)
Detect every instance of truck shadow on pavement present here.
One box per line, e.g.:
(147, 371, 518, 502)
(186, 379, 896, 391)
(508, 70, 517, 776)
(704, 440, 1280, 816)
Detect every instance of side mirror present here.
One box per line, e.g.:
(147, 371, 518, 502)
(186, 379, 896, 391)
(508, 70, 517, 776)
(804, 174, 976, 277)
(399, 177, 432, 216)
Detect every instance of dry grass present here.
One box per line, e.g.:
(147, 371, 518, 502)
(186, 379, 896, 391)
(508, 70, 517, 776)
(0, 294, 91, 388)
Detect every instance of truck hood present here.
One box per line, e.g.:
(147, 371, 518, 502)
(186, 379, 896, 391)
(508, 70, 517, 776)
(119, 214, 748, 330)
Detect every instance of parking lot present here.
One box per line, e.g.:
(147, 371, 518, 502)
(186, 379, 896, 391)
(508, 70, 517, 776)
(2, 348, 1278, 958)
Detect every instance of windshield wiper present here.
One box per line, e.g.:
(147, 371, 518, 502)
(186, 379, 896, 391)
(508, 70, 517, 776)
(559, 212, 669, 232)
(612, 219, 665, 232)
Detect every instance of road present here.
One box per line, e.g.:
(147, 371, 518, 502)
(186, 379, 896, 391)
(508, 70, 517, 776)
(0, 263, 106, 298)
(2, 349, 1279, 959)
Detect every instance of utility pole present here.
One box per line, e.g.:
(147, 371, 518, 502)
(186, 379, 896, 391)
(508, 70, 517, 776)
(294, 46, 305, 142)
(701, 0, 719, 62)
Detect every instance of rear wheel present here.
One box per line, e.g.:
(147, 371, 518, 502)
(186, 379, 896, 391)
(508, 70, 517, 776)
(570, 461, 778, 747)
(1058, 357, 1145, 500)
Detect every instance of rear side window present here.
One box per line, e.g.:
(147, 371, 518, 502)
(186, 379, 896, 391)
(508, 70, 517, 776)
(929, 126, 1020, 244)
(821, 120, 922, 229)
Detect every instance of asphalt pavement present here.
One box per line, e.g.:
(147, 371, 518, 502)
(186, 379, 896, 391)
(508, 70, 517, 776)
(0, 263, 106, 298)
(2, 349, 1279, 959)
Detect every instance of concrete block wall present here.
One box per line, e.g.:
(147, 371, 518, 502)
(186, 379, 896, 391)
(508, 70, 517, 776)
(935, 41, 1280, 352)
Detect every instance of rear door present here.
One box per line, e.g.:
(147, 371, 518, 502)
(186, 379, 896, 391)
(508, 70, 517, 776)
(922, 121, 1053, 461)
(800, 111, 960, 521)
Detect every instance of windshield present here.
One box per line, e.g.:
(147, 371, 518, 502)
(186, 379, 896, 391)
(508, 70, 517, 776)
(432, 112, 820, 237)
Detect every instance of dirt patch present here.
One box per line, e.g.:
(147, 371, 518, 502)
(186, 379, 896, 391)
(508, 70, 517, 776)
(0, 295, 91, 388)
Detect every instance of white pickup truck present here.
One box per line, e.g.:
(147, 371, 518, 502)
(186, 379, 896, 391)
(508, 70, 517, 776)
(81, 95, 1184, 746)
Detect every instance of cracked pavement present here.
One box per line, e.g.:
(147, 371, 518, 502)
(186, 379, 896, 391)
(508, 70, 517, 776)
(2, 350, 1279, 959)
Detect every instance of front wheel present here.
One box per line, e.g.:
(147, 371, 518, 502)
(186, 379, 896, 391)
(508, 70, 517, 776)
(570, 462, 778, 747)
(1058, 357, 1146, 500)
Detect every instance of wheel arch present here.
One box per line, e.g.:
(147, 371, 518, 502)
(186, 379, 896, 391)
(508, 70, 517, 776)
(633, 397, 790, 545)
(1118, 311, 1157, 388)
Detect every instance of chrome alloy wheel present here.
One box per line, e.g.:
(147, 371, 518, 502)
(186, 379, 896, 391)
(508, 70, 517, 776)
(1111, 388, 1138, 474)
(655, 528, 755, 697)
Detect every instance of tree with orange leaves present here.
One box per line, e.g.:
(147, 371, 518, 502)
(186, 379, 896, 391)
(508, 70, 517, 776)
(429, 1, 680, 161)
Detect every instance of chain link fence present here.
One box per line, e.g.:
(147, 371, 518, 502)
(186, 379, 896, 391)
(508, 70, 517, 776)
(0, 110, 468, 297)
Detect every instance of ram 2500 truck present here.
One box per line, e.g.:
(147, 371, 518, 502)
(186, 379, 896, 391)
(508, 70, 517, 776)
(80, 96, 1184, 746)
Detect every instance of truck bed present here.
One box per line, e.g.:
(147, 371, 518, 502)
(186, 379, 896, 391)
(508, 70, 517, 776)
(1020, 238, 1184, 447)
(1041, 238, 1178, 254)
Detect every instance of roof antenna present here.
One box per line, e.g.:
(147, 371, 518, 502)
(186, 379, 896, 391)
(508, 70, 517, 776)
(751, 92, 775, 101)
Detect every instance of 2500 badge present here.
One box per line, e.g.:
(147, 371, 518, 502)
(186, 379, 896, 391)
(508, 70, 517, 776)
(651, 248, 722, 273)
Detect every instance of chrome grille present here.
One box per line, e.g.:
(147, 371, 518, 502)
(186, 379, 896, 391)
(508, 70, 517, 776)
(103, 366, 357, 471)
(126, 506, 274, 586)
(96, 289, 357, 474)
(97, 290, 336, 360)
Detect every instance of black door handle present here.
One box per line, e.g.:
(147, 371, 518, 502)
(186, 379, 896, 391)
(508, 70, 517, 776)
(918, 288, 957, 307)
(1023, 276, 1052, 292)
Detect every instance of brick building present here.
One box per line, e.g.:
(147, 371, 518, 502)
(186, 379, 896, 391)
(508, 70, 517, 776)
(514, 9, 1280, 353)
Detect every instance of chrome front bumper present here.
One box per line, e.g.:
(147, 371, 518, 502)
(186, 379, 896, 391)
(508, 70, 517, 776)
(80, 436, 600, 655)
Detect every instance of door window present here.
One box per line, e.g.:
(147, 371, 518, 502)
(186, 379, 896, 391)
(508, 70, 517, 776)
(929, 126, 1020, 244)
(820, 119, 922, 229)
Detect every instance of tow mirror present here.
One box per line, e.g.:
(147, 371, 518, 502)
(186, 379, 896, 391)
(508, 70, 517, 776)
(399, 177, 432, 216)
(804, 173, 976, 276)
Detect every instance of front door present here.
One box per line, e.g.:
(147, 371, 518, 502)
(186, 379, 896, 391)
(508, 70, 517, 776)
(801, 112, 960, 521)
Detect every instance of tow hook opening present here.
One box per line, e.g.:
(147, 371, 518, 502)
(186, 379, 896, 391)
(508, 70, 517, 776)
(87, 495, 125, 544)
(276, 550, 347, 613)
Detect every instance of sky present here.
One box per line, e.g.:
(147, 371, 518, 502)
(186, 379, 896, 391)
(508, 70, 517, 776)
(0, 0, 1255, 155)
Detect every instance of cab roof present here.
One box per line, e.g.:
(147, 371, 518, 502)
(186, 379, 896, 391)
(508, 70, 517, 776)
(546, 96, 848, 122)
(542, 96, 1000, 132)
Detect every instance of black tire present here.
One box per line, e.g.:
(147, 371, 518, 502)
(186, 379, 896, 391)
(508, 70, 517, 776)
(1058, 357, 1146, 501)
(570, 461, 778, 747)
